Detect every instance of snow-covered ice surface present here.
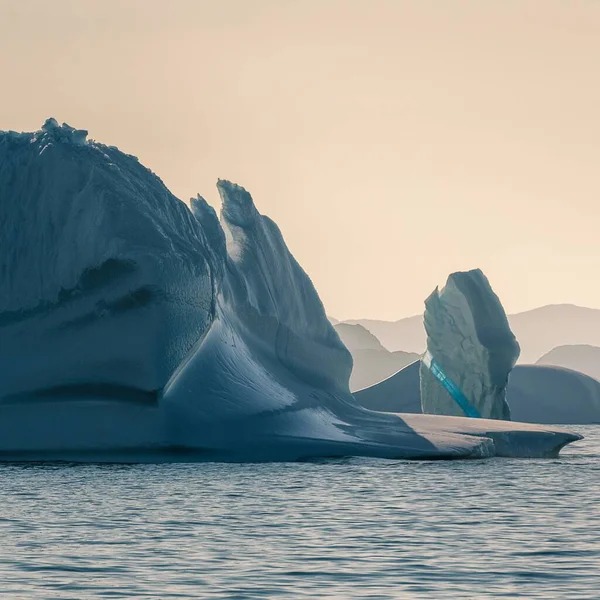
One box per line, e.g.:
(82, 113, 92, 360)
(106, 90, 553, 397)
(0, 121, 581, 460)
(421, 269, 520, 420)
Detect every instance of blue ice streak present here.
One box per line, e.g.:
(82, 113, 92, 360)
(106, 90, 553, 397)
(422, 351, 481, 418)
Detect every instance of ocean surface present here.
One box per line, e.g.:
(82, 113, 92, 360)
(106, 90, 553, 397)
(0, 425, 598, 600)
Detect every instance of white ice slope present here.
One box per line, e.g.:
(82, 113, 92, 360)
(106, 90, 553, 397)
(0, 120, 581, 460)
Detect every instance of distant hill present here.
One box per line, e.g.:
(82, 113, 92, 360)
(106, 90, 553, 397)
(345, 304, 600, 364)
(334, 323, 385, 351)
(344, 315, 425, 354)
(536, 344, 600, 381)
(509, 305, 600, 363)
(334, 324, 419, 390)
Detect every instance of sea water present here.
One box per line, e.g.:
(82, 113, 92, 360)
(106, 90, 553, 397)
(0, 426, 598, 599)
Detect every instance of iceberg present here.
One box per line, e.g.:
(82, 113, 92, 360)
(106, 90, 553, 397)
(355, 360, 422, 414)
(507, 365, 600, 424)
(0, 121, 581, 461)
(420, 269, 520, 420)
(356, 360, 600, 425)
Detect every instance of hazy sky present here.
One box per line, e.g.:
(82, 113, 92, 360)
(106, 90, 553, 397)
(2, 0, 599, 320)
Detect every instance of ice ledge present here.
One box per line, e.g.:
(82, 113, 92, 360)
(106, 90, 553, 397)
(402, 413, 583, 458)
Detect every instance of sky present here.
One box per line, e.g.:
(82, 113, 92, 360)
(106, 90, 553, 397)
(1, 0, 599, 321)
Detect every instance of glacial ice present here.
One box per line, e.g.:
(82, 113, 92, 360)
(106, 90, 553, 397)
(355, 360, 422, 414)
(420, 269, 520, 420)
(0, 121, 581, 461)
(507, 365, 600, 424)
(357, 361, 600, 425)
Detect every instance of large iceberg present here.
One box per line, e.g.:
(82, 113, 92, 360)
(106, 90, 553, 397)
(421, 269, 520, 420)
(357, 361, 600, 424)
(0, 121, 581, 460)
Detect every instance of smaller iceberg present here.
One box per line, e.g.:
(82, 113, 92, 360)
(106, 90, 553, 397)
(354, 360, 422, 413)
(420, 269, 520, 420)
(508, 365, 600, 424)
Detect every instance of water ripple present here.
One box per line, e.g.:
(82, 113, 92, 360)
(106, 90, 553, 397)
(0, 426, 598, 599)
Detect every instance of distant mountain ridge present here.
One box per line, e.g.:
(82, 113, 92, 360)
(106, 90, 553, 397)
(334, 323, 419, 391)
(344, 304, 600, 364)
(334, 323, 385, 352)
(537, 344, 600, 382)
(509, 305, 600, 363)
(343, 315, 424, 355)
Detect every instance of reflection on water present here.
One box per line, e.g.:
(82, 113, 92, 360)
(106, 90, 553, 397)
(0, 426, 597, 599)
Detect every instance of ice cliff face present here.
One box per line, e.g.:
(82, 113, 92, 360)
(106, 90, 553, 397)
(0, 121, 579, 460)
(420, 269, 520, 420)
(0, 118, 217, 401)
